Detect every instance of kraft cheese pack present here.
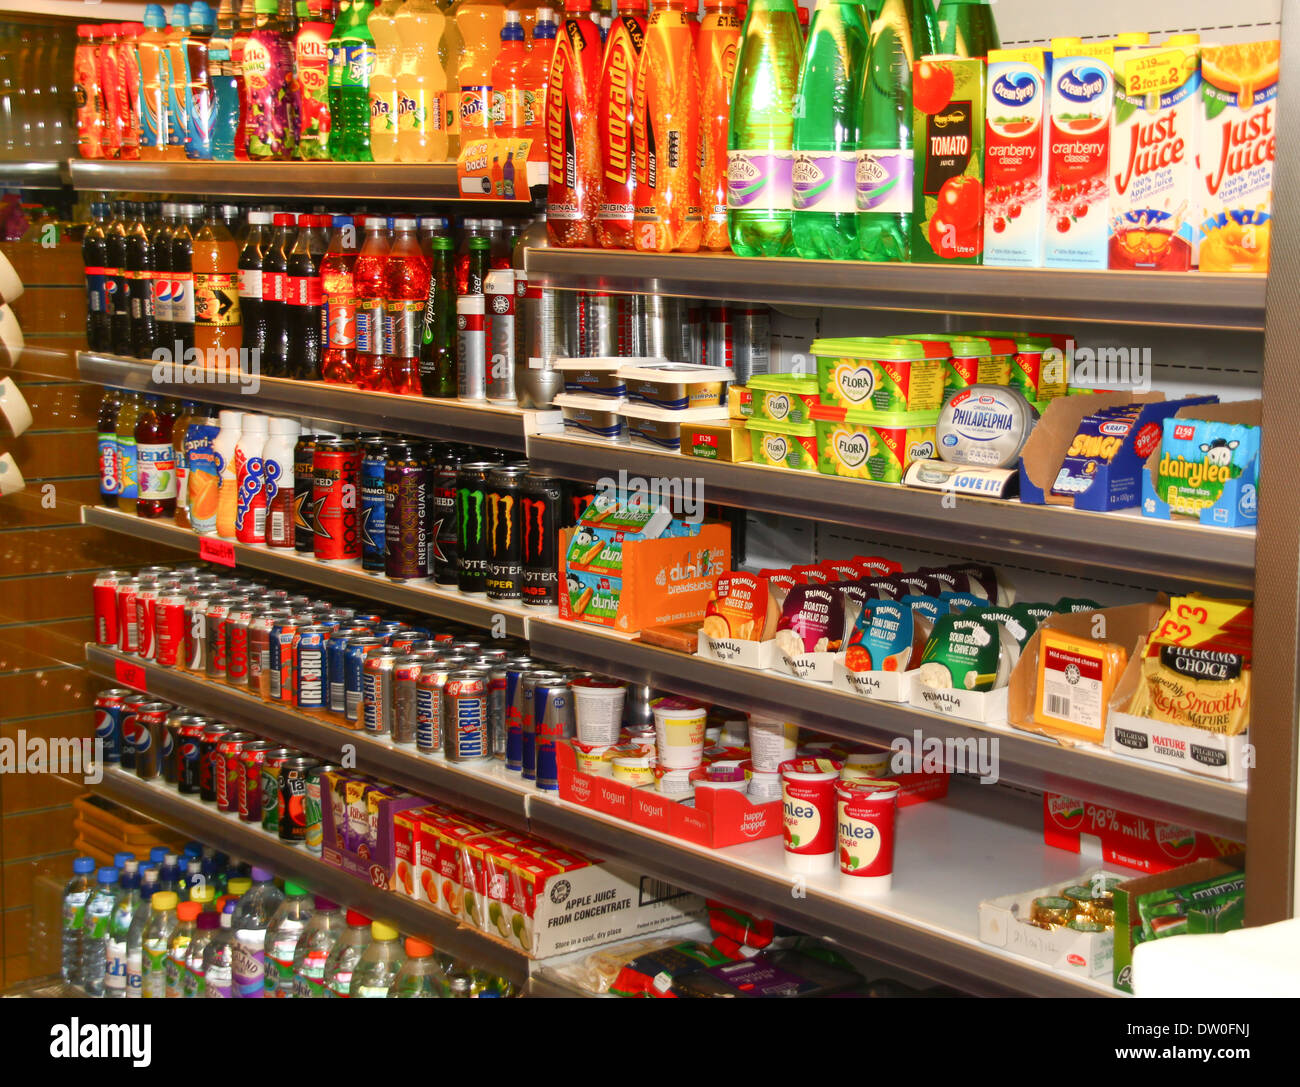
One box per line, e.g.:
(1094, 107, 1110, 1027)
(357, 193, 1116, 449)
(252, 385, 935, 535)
(1141, 403, 1260, 528)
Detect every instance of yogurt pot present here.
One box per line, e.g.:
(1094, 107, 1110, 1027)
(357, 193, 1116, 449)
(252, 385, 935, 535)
(747, 373, 822, 425)
(716, 712, 749, 748)
(812, 404, 939, 483)
(812, 336, 947, 413)
(652, 697, 708, 769)
(842, 747, 893, 779)
(836, 778, 902, 895)
(553, 392, 629, 443)
(654, 764, 696, 797)
(611, 755, 655, 787)
(572, 676, 627, 746)
(743, 761, 783, 802)
(746, 417, 820, 472)
(690, 763, 749, 793)
(780, 759, 844, 874)
(572, 739, 615, 775)
(748, 717, 799, 773)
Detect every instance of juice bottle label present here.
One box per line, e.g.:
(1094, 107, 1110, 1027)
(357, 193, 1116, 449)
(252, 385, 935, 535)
(141, 943, 168, 997)
(327, 295, 358, 347)
(983, 50, 1049, 267)
(1045, 45, 1113, 269)
(117, 437, 139, 499)
(371, 90, 397, 139)
(792, 151, 857, 214)
(296, 23, 332, 155)
(265, 455, 292, 547)
(547, 18, 602, 244)
(399, 89, 445, 133)
(195, 272, 241, 326)
(596, 12, 644, 245)
(245, 33, 299, 159)
(75, 48, 106, 157)
(855, 150, 913, 213)
(97, 432, 119, 494)
(1198, 41, 1277, 273)
(185, 420, 221, 534)
(138, 443, 177, 500)
(912, 57, 985, 264)
(727, 151, 795, 211)
(235, 452, 267, 542)
(699, 13, 740, 245)
(166, 46, 191, 149)
(343, 42, 375, 89)
(459, 85, 492, 135)
(140, 39, 169, 151)
(492, 87, 528, 133)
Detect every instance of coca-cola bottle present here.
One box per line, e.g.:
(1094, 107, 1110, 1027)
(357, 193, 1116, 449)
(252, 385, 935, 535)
(321, 214, 359, 384)
(381, 217, 429, 396)
(287, 213, 327, 379)
(239, 209, 272, 365)
(261, 212, 297, 377)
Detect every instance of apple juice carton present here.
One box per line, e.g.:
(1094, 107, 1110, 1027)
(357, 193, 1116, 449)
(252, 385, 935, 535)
(912, 56, 986, 264)
(1198, 40, 1279, 272)
(983, 49, 1050, 267)
(1044, 41, 1114, 268)
(1109, 40, 1201, 270)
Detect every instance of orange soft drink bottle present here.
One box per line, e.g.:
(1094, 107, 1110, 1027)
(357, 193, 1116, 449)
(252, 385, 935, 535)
(594, 0, 646, 248)
(519, 6, 555, 166)
(490, 11, 528, 138)
(456, 0, 506, 141)
(546, 0, 603, 246)
(352, 215, 391, 390)
(698, 0, 741, 250)
(632, 0, 703, 253)
(75, 25, 108, 159)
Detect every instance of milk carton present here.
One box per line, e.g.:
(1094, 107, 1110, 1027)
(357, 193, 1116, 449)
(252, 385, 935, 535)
(1110, 40, 1201, 270)
(984, 49, 1050, 267)
(1198, 40, 1279, 272)
(1044, 41, 1114, 269)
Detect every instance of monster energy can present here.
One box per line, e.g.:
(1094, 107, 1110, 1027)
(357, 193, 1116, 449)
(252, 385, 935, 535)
(431, 445, 462, 586)
(486, 464, 528, 602)
(520, 473, 562, 609)
(455, 461, 496, 596)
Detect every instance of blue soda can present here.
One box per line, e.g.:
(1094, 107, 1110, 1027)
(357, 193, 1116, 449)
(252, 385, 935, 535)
(533, 681, 573, 791)
(344, 637, 386, 722)
(361, 441, 389, 574)
(94, 689, 131, 763)
(504, 659, 535, 772)
(294, 625, 331, 710)
(328, 627, 373, 714)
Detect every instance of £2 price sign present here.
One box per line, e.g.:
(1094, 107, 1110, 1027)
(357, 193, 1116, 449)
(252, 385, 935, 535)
(200, 537, 237, 568)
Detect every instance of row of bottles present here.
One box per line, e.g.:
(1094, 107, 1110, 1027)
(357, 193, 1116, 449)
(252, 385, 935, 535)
(0, 23, 78, 160)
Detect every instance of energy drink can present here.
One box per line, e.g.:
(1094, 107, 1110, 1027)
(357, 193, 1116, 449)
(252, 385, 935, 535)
(94, 688, 130, 764)
(519, 670, 565, 781)
(416, 665, 451, 754)
(176, 718, 208, 794)
(238, 741, 281, 822)
(328, 627, 374, 713)
(533, 681, 573, 790)
(504, 659, 534, 771)
(584, 291, 621, 357)
(385, 444, 428, 582)
(293, 432, 316, 552)
(362, 648, 401, 735)
(455, 461, 496, 595)
(198, 721, 231, 802)
(431, 446, 462, 585)
(360, 438, 389, 573)
(304, 763, 338, 855)
(268, 616, 300, 701)
(456, 294, 487, 400)
(215, 730, 255, 812)
(294, 625, 331, 709)
(482, 662, 509, 760)
(484, 270, 516, 403)
(313, 438, 362, 561)
(444, 670, 489, 761)
(521, 474, 562, 609)
(392, 654, 425, 744)
(486, 464, 527, 602)
(131, 701, 172, 780)
(278, 756, 321, 843)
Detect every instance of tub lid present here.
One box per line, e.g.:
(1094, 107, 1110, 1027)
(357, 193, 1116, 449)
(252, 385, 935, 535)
(810, 403, 941, 425)
(554, 392, 628, 410)
(811, 336, 948, 362)
(554, 356, 664, 372)
(901, 333, 996, 358)
(621, 401, 730, 423)
(617, 361, 733, 383)
(746, 372, 821, 394)
(744, 416, 818, 435)
(965, 330, 1053, 353)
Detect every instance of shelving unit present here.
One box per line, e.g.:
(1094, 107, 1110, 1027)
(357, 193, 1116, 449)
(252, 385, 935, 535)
(1, 160, 71, 188)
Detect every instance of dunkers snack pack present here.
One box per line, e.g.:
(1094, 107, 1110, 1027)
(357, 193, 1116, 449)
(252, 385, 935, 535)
(912, 57, 986, 264)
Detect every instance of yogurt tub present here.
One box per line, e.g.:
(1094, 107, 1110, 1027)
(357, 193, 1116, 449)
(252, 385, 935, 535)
(690, 763, 749, 793)
(743, 761, 783, 801)
(654, 764, 696, 796)
(836, 779, 902, 895)
(611, 756, 655, 787)
(554, 356, 659, 399)
(780, 758, 844, 874)
(572, 739, 615, 775)
(622, 401, 729, 453)
(747, 373, 822, 425)
(652, 696, 708, 769)
(618, 362, 732, 410)
(746, 417, 819, 472)
(554, 392, 629, 442)
(811, 404, 938, 483)
(748, 717, 799, 772)
(812, 337, 947, 413)
(842, 747, 893, 779)
(572, 676, 626, 746)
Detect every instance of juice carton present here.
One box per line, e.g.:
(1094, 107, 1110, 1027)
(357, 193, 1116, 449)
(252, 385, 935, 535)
(1198, 40, 1279, 272)
(912, 56, 986, 264)
(1110, 41, 1201, 270)
(1044, 42, 1114, 268)
(983, 49, 1050, 267)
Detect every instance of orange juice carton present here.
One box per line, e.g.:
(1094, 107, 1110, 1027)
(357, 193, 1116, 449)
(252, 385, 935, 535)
(983, 49, 1050, 267)
(1110, 40, 1201, 270)
(392, 807, 424, 898)
(1044, 41, 1114, 269)
(1198, 40, 1279, 272)
(413, 808, 452, 908)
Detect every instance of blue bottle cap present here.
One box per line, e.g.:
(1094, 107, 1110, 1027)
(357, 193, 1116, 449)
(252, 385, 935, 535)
(98, 867, 119, 883)
(73, 857, 96, 874)
(189, 1, 215, 27)
(113, 851, 135, 868)
(332, 214, 353, 229)
(171, 3, 190, 28)
(149, 846, 168, 864)
(143, 5, 167, 28)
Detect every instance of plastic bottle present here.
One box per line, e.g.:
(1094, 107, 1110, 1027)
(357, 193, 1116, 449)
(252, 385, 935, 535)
(120, 23, 146, 160)
(183, 910, 221, 996)
(106, 202, 133, 356)
(419, 234, 458, 396)
(323, 908, 372, 996)
(934, 0, 998, 58)
(164, 900, 200, 998)
(171, 400, 194, 525)
(213, 408, 245, 539)
(123, 203, 156, 357)
(546, 0, 602, 246)
(489, 11, 527, 140)
(263, 415, 300, 548)
(163, 5, 192, 159)
(140, 890, 179, 998)
(99, 25, 126, 159)
(79, 866, 119, 994)
(123, 866, 159, 997)
(727, 0, 804, 256)
(184, 402, 221, 532)
(353, 215, 390, 389)
(394, 0, 447, 161)
(208, 0, 246, 159)
(349, 921, 405, 996)
(170, 203, 202, 362)
(103, 860, 139, 998)
(519, 6, 553, 166)
(369, 0, 403, 161)
(321, 214, 359, 382)
(75, 25, 108, 158)
(135, 395, 178, 518)
(332, 0, 376, 161)
(245, 0, 299, 157)
(150, 203, 176, 351)
(185, 1, 217, 157)
(698, 0, 741, 251)
(194, 204, 243, 369)
(632, 0, 701, 253)
(389, 937, 442, 996)
(158, 851, 182, 894)
(262, 880, 314, 996)
(286, 212, 327, 379)
(239, 209, 271, 362)
(295, 0, 335, 157)
(114, 392, 143, 516)
(507, 0, 542, 42)
(202, 895, 241, 997)
(234, 411, 269, 543)
(382, 216, 430, 394)
(230, 866, 283, 997)
(84, 203, 112, 351)
(262, 212, 297, 377)
(594, 0, 645, 249)
(97, 387, 120, 508)
(291, 896, 343, 996)
(456, 0, 504, 142)
(790, 0, 869, 259)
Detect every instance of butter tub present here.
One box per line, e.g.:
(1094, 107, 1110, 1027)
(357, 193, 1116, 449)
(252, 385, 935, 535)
(618, 362, 731, 410)
(553, 392, 629, 443)
(811, 404, 939, 483)
(812, 337, 947, 413)
(622, 401, 728, 453)
(746, 373, 822, 425)
(554, 356, 665, 399)
(746, 417, 820, 472)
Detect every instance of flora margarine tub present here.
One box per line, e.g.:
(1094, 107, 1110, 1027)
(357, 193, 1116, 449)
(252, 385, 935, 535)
(746, 373, 822, 425)
(746, 417, 820, 471)
(811, 404, 939, 483)
(812, 337, 947, 413)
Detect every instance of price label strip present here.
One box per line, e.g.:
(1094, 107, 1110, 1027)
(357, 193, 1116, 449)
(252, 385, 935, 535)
(199, 536, 237, 568)
(902, 459, 1019, 499)
(114, 658, 147, 691)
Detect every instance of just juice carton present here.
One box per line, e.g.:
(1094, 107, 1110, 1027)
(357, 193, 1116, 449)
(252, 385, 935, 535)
(1198, 40, 1279, 272)
(1044, 41, 1114, 269)
(1110, 40, 1201, 270)
(912, 56, 986, 264)
(983, 48, 1050, 267)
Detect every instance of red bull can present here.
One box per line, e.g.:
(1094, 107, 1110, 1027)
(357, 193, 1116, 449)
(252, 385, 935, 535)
(533, 681, 573, 791)
(503, 658, 534, 772)
(444, 670, 489, 761)
(519, 670, 564, 781)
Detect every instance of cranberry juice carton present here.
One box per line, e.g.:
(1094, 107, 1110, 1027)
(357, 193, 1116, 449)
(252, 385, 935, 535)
(1110, 41, 1200, 270)
(983, 48, 1050, 267)
(1044, 41, 1114, 269)
(1198, 40, 1278, 272)
(912, 56, 986, 265)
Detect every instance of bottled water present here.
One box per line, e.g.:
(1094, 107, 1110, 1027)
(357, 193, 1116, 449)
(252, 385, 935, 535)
(140, 891, 179, 998)
(264, 881, 315, 996)
(323, 909, 372, 996)
(201, 898, 240, 997)
(183, 910, 221, 997)
(124, 866, 160, 997)
(61, 856, 95, 985)
(388, 938, 442, 997)
(292, 897, 343, 997)
(104, 860, 140, 999)
(349, 921, 405, 997)
(80, 866, 120, 996)
(230, 866, 283, 997)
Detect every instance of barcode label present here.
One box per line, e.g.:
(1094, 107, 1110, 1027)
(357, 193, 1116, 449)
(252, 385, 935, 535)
(637, 876, 691, 907)
(1047, 694, 1071, 716)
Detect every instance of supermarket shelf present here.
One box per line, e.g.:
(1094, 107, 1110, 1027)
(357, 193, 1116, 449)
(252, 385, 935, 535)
(526, 433, 1257, 591)
(528, 781, 1121, 998)
(95, 766, 536, 986)
(85, 643, 533, 826)
(524, 248, 1268, 331)
(527, 616, 1248, 840)
(80, 504, 531, 638)
(0, 159, 70, 188)
(78, 351, 555, 452)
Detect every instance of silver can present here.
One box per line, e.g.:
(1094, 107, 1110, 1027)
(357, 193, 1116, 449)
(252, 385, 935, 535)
(529, 286, 577, 365)
(392, 654, 426, 745)
(485, 269, 517, 403)
(361, 648, 402, 735)
(183, 590, 218, 671)
(416, 665, 452, 754)
(643, 294, 689, 362)
(584, 291, 622, 357)
(443, 668, 491, 762)
(457, 294, 487, 400)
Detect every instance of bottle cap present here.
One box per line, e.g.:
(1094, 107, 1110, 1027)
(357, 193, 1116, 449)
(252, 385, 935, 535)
(432, 236, 454, 251)
(73, 856, 95, 874)
(143, 4, 167, 28)
(97, 867, 118, 883)
(114, 851, 136, 868)
(197, 912, 221, 930)
(371, 921, 399, 941)
(177, 901, 202, 922)
(171, 5, 189, 28)
(284, 880, 309, 896)
(241, 414, 268, 434)
(405, 937, 433, 956)
(152, 891, 180, 911)
(190, 885, 216, 903)
(331, 214, 353, 229)
(346, 909, 371, 927)
(393, 217, 417, 230)
(314, 895, 337, 911)
(226, 877, 252, 895)
(469, 237, 490, 250)
(249, 866, 274, 882)
(502, 12, 524, 38)
(217, 409, 244, 427)
(273, 212, 297, 227)
(247, 210, 273, 225)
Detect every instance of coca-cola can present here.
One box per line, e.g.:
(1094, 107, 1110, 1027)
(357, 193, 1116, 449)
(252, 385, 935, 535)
(154, 593, 188, 667)
(134, 582, 161, 661)
(203, 595, 243, 678)
(92, 570, 130, 646)
(224, 601, 261, 685)
(183, 590, 216, 671)
(115, 577, 142, 654)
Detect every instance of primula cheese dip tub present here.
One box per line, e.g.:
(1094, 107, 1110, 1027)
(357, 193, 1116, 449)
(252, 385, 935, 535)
(812, 337, 947, 413)
(811, 404, 938, 483)
(780, 759, 844, 874)
(836, 779, 901, 895)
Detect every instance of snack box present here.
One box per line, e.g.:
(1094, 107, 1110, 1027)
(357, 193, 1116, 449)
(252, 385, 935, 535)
(1018, 391, 1216, 510)
(554, 356, 648, 398)
(1140, 399, 1260, 528)
(811, 336, 947, 413)
(622, 401, 729, 453)
(684, 420, 752, 462)
(618, 361, 732, 410)
(696, 629, 777, 670)
(978, 867, 1126, 978)
(811, 404, 939, 483)
(553, 392, 629, 442)
(319, 778, 432, 890)
(746, 417, 820, 471)
(747, 373, 822, 425)
(831, 658, 916, 702)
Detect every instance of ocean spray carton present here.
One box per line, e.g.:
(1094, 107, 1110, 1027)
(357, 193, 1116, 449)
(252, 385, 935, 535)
(1110, 41, 1201, 270)
(1198, 40, 1278, 272)
(1044, 41, 1114, 268)
(984, 49, 1050, 267)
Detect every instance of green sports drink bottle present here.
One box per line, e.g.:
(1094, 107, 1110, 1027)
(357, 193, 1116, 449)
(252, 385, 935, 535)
(934, 0, 1000, 58)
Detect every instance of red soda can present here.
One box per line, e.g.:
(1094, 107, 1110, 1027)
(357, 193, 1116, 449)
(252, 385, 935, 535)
(116, 578, 142, 654)
(312, 438, 362, 562)
(154, 592, 188, 667)
(198, 722, 231, 802)
(93, 570, 129, 646)
(238, 740, 281, 821)
(225, 601, 260, 685)
(215, 730, 255, 812)
(135, 582, 161, 660)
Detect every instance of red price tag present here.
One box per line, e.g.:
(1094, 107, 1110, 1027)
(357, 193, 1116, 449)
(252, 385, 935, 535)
(200, 537, 237, 568)
(114, 659, 146, 691)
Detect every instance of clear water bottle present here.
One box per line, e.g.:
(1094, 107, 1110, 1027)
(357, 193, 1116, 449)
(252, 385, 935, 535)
(61, 856, 96, 985)
(124, 866, 160, 997)
(388, 938, 442, 997)
(349, 921, 405, 997)
(140, 891, 180, 998)
(80, 866, 120, 995)
(165, 900, 201, 998)
(230, 866, 284, 997)
(183, 910, 221, 997)
(202, 897, 241, 997)
(323, 909, 372, 997)
(264, 880, 314, 996)
(158, 852, 182, 894)
(292, 896, 343, 997)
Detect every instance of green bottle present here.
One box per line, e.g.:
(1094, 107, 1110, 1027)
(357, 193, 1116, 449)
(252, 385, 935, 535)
(330, 0, 376, 161)
(934, 0, 999, 58)
(419, 236, 458, 398)
(854, 0, 937, 261)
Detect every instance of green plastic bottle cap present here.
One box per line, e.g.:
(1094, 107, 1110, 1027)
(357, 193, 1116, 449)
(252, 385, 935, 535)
(284, 880, 308, 897)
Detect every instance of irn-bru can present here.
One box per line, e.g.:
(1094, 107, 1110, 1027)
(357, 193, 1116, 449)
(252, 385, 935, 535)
(532, 681, 573, 791)
(261, 748, 297, 835)
(277, 756, 321, 843)
(177, 718, 209, 794)
(312, 438, 362, 562)
(215, 731, 255, 812)
(154, 592, 188, 667)
(94, 688, 130, 764)
(344, 636, 386, 721)
(444, 670, 489, 761)
(328, 627, 374, 713)
(294, 625, 331, 710)
(392, 654, 425, 744)
(362, 648, 401, 735)
(93, 570, 130, 646)
(304, 763, 339, 855)
(198, 722, 231, 802)
(238, 741, 281, 822)
(416, 666, 451, 753)
(118, 693, 150, 772)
